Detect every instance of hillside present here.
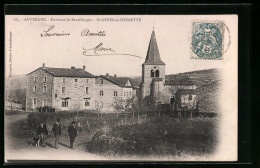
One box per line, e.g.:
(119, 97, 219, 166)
(5, 75, 27, 101)
(197, 80, 221, 113)
(129, 68, 221, 88)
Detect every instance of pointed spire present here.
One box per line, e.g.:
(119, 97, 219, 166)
(143, 29, 165, 65)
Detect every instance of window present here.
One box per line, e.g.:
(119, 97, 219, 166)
(100, 79, 104, 85)
(33, 86, 37, 93)
(43, 76, 47, 83)
(43, 85, 47, 93)
(62, 87, 65, 94)
(33, 98, 37, 105)
(75, 79, 78, 86)
(99, 90, 104, 96)
(86, 87, 89, 94)
(61, 99, 68, 107)
(189, 94, 192, 100)
(63, 78, 65, 83)
(34, 76, 37, 82)
(85, 99, 90, 106)
(155, 70, 160, 77)
(86, 79, 89, 83)
(124, 91, 126, 96)
(114, 91, 118, 96)
(42, 99, 46, 106)
(151, 70, 154, 77)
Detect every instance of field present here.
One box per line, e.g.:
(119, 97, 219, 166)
(87, 116, 219, 158)
(18, 111, 219, 158)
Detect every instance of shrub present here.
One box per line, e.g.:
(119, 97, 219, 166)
(88, 117, 218, 156)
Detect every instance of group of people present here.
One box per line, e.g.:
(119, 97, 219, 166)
(36, 118, 78, 149)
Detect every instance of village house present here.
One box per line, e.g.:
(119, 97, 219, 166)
(26, 64, 96, 111)
(95, 74, 136, 112)
(26, 65, 136, 112)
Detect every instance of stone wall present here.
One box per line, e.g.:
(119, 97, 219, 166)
(26, 68, 54, 111)
(52, 77, 95, 111)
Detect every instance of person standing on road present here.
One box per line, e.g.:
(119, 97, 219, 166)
(37, 122, 48, 146)
(68, 121, 77, 149)
(52, 118, 61, 149)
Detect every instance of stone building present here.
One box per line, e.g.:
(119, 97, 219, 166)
(26, 64, 96, 111)
(26, 65, 136, 112)
(95, 74, 136, 112)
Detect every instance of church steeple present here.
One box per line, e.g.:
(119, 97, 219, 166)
(141, 29, 166, 99)
(143, 30, 165, 65)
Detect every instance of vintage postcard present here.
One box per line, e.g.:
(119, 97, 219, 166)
(5, 15, 238, 162)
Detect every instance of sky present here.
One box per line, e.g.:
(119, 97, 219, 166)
(5, 15, 237, 77)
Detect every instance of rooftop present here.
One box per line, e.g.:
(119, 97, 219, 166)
(143, 30, 165, 65)
(100, 75, 135, 88)
(27, 65, 95, 78)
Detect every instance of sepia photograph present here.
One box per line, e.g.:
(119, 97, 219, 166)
(4, 14, 238, 162)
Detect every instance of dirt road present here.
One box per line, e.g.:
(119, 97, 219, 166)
(5, 113, 107, 161)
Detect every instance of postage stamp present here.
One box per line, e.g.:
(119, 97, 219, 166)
(191, 21, 224, 60)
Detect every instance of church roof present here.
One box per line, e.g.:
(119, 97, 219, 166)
(143, 30, 165, 65)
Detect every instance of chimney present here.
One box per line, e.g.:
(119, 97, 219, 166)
(83, 65, 86, 70)
(114, 74, 117, 78)
(106, 73, 109, 77)
(42, 63, 45, 68)
(71, 66, 75, 69)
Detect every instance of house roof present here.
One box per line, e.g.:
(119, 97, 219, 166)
(143, 30, 165, 65)
(27, 67, 95, 78)
(176, 89, 197, 95)
(100, 75, 135, 88)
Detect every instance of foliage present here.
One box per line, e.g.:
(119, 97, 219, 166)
(88, 117, 218, 156)
(36, 106, 56, 113)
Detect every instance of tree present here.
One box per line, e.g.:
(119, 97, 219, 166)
(131, 97, 154, 123)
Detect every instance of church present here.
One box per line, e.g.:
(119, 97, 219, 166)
(140, 29, 197, 111)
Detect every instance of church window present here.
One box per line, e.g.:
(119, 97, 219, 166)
(151, 70, 155, 77)
(155, 70, 160, 77)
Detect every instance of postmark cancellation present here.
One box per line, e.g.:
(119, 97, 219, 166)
(191, 21, 228, 60)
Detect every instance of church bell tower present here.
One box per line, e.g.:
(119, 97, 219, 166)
(141, 29, 166, 100)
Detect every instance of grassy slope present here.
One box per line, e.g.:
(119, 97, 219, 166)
(89, 117, 218, 157)
(197, 81, 221, 113)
